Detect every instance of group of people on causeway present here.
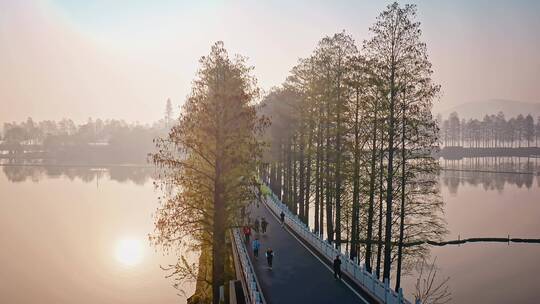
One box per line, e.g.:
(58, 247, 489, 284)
(243, 215, 274, 269)
(243, 200, 343, 280)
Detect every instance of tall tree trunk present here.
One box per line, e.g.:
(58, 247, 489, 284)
(395, 97, 407, 291)
(315, 121, 322, 234)
(270, 161, 276, 193)
(365, 96, 379, 271)
(383, 60, 397, 282)
(287, 141, 293, 209)
(325, 100, 334, 243)
(283, 144, 289, 206)
(212, 126, 225, 304)
(376, 126, 385, 279)
(299, 129, 306, 222)
(351, 88, 362, 261)
(335, 76, 343, 249)
(277, 142, 283, 200)
(305, 120, 313, 225)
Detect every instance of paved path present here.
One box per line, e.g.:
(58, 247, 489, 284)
(244, 201, 373, 304)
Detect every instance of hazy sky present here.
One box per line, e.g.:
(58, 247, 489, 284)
(1, 0, 539, 124)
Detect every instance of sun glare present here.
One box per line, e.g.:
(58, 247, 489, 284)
(115, 238, 144, 266)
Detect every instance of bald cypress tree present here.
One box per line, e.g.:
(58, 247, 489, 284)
(364, 2, 441, 284)
(152, 42, 266, 304)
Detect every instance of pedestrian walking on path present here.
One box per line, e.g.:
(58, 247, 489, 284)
(265, 248, 274, 269)
(252, 238, 260, 258)
(333, 255, 342, 280)
(280, 211, 285, 227)
(254, 218, 260, 233)
(243, 225, 252, 244)
(256, 190, 262, 208)
(261, 217, 268, 234)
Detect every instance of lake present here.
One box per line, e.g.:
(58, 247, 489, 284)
(1, 164, 539, 303)
(402, 168, 540, 303)
(0, 165, 194, 304)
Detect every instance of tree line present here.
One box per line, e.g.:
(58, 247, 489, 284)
(1, 104, 174, 163)
(2, 117, 166, 147)
(150, 3, 448, 302)
(439, 111, 540, 148)
(260, 2, 446, 292)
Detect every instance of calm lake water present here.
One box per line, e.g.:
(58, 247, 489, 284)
(1, 164, 539, 303)
(0, 165, 194, 304)
(402, 169, 540, 304)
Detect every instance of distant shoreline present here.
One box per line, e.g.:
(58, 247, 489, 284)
(2, 162, 536, 175)
(0, 163, 153, 168)
(441, 168, 539, 175)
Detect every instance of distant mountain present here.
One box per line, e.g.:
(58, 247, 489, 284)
(436, 99, 540, 120)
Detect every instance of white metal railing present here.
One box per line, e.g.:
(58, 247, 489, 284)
(263, 184, 413, 304)
(231, 228, 265, 304)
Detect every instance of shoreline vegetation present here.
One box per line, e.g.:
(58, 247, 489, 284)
(0, 162, 152, 167)
(2, 110, 538, 167)
(1, 108, 172, 165)
(3, 143, 540, 166)
(437, 146, 540, 159)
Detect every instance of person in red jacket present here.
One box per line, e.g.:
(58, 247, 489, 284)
(243, 225, 252, 244)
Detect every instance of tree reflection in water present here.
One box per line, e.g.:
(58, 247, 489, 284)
(440, 156, 539, 194)
(441, 170, 536, 194)
(2, 165, 154, 185)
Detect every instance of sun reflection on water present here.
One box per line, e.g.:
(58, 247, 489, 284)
(115, 238, 144, 266)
